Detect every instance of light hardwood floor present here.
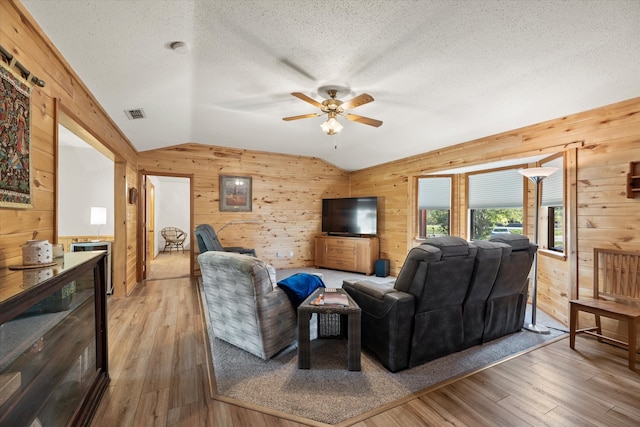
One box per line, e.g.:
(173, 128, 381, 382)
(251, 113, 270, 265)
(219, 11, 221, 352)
(91, 254, 640, 427)
(145, 250, 190, 280)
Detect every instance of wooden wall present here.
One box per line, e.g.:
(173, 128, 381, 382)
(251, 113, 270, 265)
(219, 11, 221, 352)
(351, 97, 640, 333)
(4, 0, 640, 343)
(137, 144, 349, 273)
(122, 163, 139, 295)
(0, 1, 139, 297)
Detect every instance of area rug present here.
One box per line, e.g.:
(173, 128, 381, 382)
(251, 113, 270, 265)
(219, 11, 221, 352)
(203, 268, 567, 425)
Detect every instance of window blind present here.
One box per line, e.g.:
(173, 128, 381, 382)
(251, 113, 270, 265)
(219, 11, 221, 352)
(541, 157, 563, 206)
(418, 177, 451, 210)
(468, 169, 523, 209)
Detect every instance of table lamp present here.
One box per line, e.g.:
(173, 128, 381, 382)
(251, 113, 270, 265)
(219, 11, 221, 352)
(90, 207, 107, 242)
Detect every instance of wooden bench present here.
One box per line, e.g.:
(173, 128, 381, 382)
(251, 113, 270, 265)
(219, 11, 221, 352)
(570, 248, 640, 370)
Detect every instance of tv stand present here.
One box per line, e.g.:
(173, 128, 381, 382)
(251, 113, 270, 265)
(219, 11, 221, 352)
(327, 233, 366, 238)
(315, 235, 380, 275)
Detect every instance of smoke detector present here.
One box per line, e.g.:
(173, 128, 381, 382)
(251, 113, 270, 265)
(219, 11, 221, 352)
(170, 41, 189, 54)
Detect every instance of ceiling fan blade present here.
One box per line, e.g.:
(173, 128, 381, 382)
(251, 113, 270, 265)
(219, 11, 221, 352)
(291, 92, 324, 109)
(282, 113, 322, 121)
(345, 114, 383, 127)
(341, 93, 374, 110)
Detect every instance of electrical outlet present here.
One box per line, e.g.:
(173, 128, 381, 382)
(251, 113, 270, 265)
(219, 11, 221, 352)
(276, 251, 282, 258)
(289, 251, 294, 257)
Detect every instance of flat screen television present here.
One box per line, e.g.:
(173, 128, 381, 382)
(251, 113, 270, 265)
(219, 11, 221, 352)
(322, 197, 378, 236)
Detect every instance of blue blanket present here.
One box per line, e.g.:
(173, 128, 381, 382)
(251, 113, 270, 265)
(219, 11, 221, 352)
(277, 273, 325, 308)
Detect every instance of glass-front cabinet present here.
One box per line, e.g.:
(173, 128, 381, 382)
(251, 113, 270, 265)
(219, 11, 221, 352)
(0, 251, 109, 426)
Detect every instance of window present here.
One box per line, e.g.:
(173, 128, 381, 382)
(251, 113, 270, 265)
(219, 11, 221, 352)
(468, 168, 524, 240)
(541, 156, 564, 252)
(417, 177, 451, 238)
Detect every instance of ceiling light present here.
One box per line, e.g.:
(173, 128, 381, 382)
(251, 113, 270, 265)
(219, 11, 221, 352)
(284, 87, 382, 136)
(170, 41, 189, 54)
(320, 113, 343, 135)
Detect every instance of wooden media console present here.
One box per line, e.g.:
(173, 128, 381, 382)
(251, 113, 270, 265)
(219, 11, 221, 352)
(315, 235, 379, 275)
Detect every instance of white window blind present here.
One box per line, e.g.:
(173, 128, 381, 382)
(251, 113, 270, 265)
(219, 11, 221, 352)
(468, 169, 523, 209)
(418, 177, 451, 210)
(541, 157, 563, 206)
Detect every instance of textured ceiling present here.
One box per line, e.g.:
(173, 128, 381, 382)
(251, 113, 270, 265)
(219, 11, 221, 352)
(22, 0, 640, 171)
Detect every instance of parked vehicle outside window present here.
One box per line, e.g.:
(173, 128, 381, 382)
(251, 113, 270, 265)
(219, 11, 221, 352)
(490, 227, 511, 237)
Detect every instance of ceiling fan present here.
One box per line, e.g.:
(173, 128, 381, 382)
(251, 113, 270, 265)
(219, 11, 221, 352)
(282, 85, 383, 135)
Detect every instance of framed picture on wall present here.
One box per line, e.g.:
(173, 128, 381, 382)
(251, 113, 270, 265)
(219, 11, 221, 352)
(220, 175, 252, 212)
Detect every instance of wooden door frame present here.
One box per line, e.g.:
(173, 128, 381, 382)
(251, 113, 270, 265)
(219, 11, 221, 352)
(144, 177, 155, 279)
(55, 100, 128, 296)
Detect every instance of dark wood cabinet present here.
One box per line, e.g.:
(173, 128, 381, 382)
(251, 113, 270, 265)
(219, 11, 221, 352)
(0, 252, 109, 426)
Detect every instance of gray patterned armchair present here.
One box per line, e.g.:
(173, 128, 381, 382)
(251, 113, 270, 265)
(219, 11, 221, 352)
(198, 251, 296, 360)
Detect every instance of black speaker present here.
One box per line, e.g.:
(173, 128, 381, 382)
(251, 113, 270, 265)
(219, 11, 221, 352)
(375, 259, 390, 277)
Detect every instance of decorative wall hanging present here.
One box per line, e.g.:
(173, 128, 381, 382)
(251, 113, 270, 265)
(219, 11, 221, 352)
(0, 60, 33, 208)
(220, 175, 252, 212)
(128, 187, 138, 204)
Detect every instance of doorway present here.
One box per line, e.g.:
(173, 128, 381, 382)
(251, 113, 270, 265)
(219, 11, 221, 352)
(141, 174, 193, 280)
(56, 107, 120, 295)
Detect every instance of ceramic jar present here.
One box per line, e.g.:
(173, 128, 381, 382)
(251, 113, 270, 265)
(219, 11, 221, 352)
(21, 240, 53, 265)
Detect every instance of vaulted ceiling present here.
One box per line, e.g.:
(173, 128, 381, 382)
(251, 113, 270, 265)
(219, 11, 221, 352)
(22, 0, 640, 171)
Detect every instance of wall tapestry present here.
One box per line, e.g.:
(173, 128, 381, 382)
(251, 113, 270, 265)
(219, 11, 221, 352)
(0, 60, 32, 208)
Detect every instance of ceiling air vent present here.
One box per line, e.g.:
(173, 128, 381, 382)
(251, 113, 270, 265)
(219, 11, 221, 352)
(125, 108, 146, 120)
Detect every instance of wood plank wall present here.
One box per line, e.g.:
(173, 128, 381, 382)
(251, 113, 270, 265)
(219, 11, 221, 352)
(137, 143, 349, 274)
(123, 163, 139, 295)
(3, 0, 640, 342)
(351, 97, 640, 336)
(0, 1, 139, 297)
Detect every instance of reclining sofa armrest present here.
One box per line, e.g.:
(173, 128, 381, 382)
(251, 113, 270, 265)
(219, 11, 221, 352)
(343, 279, 397, 300)
(343, 280, 415, 372)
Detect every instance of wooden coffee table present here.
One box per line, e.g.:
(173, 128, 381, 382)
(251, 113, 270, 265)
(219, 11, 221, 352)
(297, 288, 361, 371)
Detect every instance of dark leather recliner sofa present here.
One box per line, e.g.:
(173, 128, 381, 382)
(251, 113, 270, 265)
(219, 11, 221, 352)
(342, 234, 536, 372)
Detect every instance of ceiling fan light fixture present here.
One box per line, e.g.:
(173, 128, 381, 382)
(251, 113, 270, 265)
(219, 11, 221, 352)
(321, 116, 343, 135)
(284, 87, 381, 134)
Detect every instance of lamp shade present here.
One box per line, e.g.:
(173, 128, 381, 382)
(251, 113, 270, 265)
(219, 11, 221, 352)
(320, 114, 343, 135)
(518, 166, 558, 179)
(90, 207, 107, 225)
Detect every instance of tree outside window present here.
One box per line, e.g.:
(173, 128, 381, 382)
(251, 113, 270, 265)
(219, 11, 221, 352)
(468, 168, 524, 241)
(470, 208, 523, 240)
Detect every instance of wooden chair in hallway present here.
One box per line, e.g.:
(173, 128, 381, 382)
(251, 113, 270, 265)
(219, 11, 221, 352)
(570, 248, 640, 370)
(161, 227, 186, 253)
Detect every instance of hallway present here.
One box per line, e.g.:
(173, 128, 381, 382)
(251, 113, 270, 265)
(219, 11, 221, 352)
(147, 251, 190, 280)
